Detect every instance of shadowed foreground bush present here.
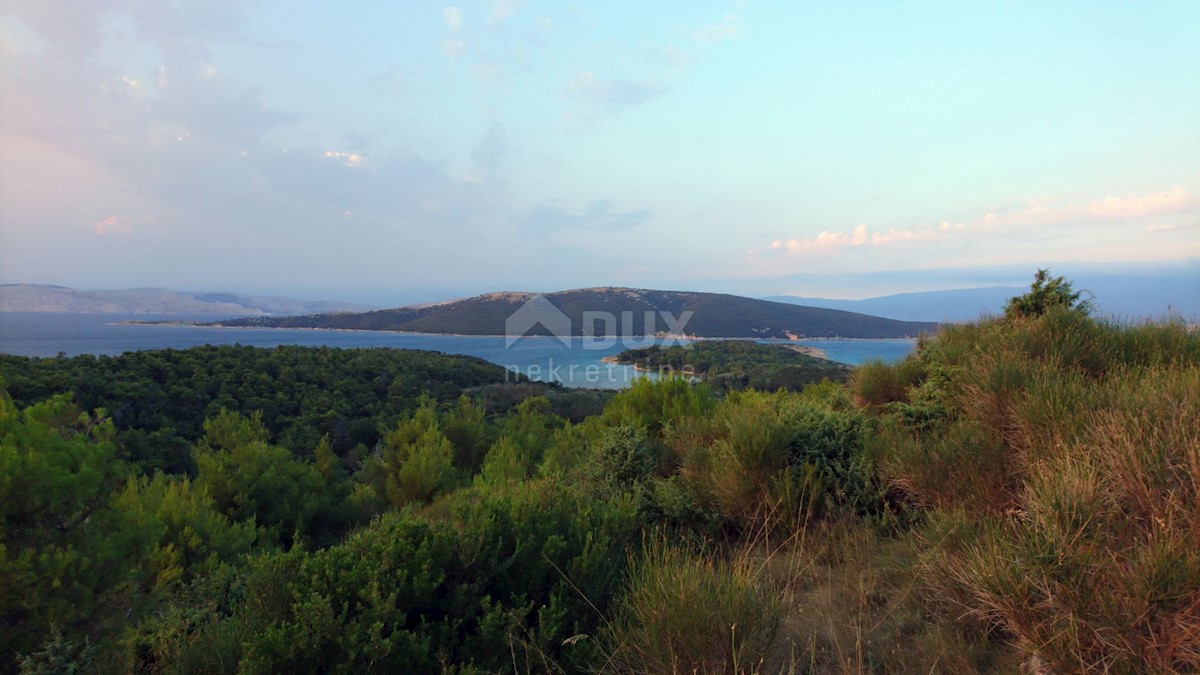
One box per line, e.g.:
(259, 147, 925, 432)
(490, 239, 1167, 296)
(600, 543, 782, 674)
(131, 478, 643, 673)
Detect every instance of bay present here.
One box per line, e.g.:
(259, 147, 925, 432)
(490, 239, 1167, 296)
(0, 312, 917, 389)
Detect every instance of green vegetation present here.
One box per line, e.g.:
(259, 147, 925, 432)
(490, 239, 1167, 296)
(0, 345, 609, 474)
(860, 287, 1200, 672)
(2, 273, 1196, 673)
(610, 340, 851, 392)
(217, 287, 937, 339)
(1003, 267, 1093, 318)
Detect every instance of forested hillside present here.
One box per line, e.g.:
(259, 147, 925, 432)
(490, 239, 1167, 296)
(215, 287, 937, 339)
(1, 274, 1196, 673)
(0, 346, 608, 474)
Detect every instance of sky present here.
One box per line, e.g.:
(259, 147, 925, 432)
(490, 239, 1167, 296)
(1, 1, 1197, 305)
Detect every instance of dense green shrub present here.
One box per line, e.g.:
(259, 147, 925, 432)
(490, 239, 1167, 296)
(583, 425, 660, 487)
(666, 388, 878, 531)
(132, 478, 643, 673)
(115, 473, 259, 587)
(364, 399, 455, 507)
(601, 375, 714, 437)
(1003, 268, 1092, 319)
(850, 357, 926, 408)
(0, 395, 149, 670)
(194, 410, 362, 548)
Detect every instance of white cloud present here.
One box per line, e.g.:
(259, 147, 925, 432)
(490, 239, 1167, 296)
(1074, 186, 1194, 220)
(441, 38, 464, 57)
(566, 72, 667, 114)
(472, 62, 505, 84)
(485, 0, 520, 24)
(661, 45, 695, 67)
(443, 7, 463, 31)
(1147, 221, 1198, 233)
(692, 15, 743, 43)
(769, 224, 941, 254)
(117, 75, 143, 95)
(763, 186, 1200, 257)
(0, 0, 535, 289)
(322, 151, 365, 166)
(950, 186, 1198, 232)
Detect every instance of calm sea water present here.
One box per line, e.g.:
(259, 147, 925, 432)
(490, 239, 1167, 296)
(0, 313, 916, 389)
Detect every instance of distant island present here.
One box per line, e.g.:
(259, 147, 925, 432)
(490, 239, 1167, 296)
(0, 284, 373, 316)
(605, 340, 852, 392)
(212, 287, 937, 339)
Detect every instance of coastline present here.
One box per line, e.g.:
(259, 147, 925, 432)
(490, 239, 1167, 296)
(600, 355, 699, 377)
(778, 344, 828, 359)
(114, 321, 920, 343)
(600, 341, 832, 369)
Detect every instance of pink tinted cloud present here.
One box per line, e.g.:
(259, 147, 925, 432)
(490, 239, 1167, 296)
(91, 214, 153, 235)
(764, 186, 1198, 257)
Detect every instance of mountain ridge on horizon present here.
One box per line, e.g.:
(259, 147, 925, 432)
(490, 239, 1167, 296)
(214, 286, 937, 339)
(764, 267, 1199, 323)
(0, 284, 373, 316)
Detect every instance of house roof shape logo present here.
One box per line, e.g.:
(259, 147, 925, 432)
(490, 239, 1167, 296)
(505, 294, 573, 348)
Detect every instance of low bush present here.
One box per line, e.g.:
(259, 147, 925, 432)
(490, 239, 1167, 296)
(670, 389, 878, 532)
(850, 358, 925, 408)
(131, 477, 644, 673)
(600, 542, 782, 674)
(871, 277, 1200, 672)
(930, 366, 1200, 672)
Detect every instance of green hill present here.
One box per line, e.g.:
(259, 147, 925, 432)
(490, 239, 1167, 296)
(213, 287, 936, 339)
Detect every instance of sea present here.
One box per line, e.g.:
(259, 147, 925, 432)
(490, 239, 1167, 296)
(0, 313, 918, 389)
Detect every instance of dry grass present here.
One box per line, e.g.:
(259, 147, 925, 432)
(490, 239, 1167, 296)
(603, 312, 1200, 674)
(877, 311, 1200, 673)
(597, 539, 784, 674)
(758, 518, 1015, 674)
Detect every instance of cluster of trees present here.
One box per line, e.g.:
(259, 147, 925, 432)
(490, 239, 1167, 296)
(611, 340, 851, 392)
(1, 347, 870, 671)
(2, 272, 1196, 673)
(0, 345, 611, 475)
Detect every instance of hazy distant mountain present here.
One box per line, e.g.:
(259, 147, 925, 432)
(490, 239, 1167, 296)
(1062, 273, 1200, 321)
(765, 268, 1200, 323)
(217, 287, 936, 339)
(764, 287, 1022, 323)
(0, 284, 374, 316)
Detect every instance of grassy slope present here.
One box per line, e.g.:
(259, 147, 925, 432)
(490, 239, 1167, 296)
(601, 308, 1200, 673)
(837, 308, 1200, 673)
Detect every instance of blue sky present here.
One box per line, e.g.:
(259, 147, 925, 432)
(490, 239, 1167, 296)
(1, 1, 1197, 304)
